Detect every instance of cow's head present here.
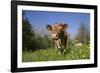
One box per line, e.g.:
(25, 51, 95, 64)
(46, 23, 68, 51)
(46, 23, 68, 39)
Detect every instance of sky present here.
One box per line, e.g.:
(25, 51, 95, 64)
(22, 10, 90, 38)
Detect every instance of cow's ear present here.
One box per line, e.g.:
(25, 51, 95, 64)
(46, 25, 52, 31)
(63, 24, 68, 30)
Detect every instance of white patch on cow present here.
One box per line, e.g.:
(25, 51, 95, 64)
(55, 44, 57, 49)
(56, 39, 61, 48)
(51, 34, 58, 39)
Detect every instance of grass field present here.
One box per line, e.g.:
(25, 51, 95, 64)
(22, 44, 90, 62)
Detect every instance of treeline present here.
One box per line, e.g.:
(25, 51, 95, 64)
(74, 22, 90, 44)
(22, 18, 52, 52)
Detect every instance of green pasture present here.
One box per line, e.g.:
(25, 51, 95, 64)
(22, 45, 90, 62)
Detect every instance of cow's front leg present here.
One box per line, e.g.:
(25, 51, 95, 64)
(54, 39, 64, 54)
(56, 39, 65, 54)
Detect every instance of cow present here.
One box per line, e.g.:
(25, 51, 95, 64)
(46, 22, 68, 54)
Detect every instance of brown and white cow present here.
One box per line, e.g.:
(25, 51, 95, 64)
(46, 22, 68, 54)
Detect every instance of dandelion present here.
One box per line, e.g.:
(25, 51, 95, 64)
(82, 55, 85, 58)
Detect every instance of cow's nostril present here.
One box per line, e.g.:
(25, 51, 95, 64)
(56, 35, 58, 37)
(52, 34, 58, 39)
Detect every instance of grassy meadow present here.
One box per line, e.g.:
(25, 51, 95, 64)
(22, 44, 90, 62)
(22, 11, 90, 62)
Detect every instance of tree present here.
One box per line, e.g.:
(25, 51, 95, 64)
(22, 17, 35, 51)
(22, 12, 53, 51)
(75, 22, 90, 44)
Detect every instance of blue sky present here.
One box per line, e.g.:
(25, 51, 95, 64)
(22, 10, 90, 38)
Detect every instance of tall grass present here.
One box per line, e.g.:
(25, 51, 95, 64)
(22, 44, 90, 62)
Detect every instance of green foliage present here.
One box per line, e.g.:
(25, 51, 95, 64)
(22, 13, 52, 51)
(33, 35, 52, 50)
(75, 22, 90, 44)
(22, 18, 35, 51)
(22, 44, 90, 62)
